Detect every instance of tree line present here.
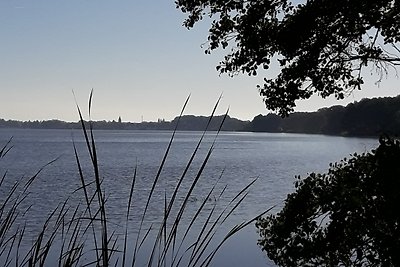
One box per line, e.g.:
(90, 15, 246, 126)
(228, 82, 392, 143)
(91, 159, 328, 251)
(0, 115, 248, 132)
(244, 95, 400, 136)
(1, 95, 400, 136)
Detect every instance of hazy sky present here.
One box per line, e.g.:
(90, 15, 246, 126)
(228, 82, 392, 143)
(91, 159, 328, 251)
(1, 0, 399, 122)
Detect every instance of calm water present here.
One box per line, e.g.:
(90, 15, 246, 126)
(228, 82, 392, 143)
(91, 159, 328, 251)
(0, 129, 377, 266)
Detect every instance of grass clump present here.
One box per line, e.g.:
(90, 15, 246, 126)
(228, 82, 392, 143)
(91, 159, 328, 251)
(0, 93, 268, 266)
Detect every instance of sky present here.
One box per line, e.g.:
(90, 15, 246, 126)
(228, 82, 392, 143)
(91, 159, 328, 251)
(1, 0, 399, 123)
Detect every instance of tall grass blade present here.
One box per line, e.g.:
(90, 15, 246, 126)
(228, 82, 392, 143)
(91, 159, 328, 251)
(0, 137, 13, 159)
(73, 141, 100, 262)
(200, 208, 272, 267)
(171, 172, 223, 266)
(132, 95, 190, 266)
(189, 179, 258, 267)
(74, 94, 112, 266)
(15, 223, 26, 267)
(22, 157, 59, 194)
(149, 95, 223, 266)
(88, 89, 94, 118)
(122, 165, 137, 267)
(163, 106, 228, 255)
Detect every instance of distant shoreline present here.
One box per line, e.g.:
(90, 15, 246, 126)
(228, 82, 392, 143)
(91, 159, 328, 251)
(1, 95, 399, 137)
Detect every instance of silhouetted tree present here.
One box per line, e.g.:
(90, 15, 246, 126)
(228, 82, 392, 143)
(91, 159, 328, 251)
(176, 0, 400, 116)
(319, 106, 346, 135)
(244, 96, 400, 135)
(246, 114, 282, 132)
(257, 137, 400, 266)
(176, 1, 400, 266)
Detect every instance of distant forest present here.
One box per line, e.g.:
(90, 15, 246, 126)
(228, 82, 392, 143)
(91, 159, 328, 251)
(1, 95, 400, 136)
(245, 95, 400, 136)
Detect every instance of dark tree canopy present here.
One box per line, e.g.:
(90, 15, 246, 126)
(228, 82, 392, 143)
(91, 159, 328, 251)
(256, 137, 400, 266)
(176, 0, 400, 116)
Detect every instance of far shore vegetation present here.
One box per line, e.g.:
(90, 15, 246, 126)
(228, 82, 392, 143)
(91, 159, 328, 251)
(2, 95, 400, 137)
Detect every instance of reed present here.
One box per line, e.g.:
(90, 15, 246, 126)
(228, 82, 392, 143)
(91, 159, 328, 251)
(0, 93, 269, 266)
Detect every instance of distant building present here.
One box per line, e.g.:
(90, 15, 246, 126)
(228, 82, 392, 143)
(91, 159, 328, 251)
(118, 116, 122, 123)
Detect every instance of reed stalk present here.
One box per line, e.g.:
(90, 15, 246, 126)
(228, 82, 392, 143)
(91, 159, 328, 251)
(0, 93, 267, 266)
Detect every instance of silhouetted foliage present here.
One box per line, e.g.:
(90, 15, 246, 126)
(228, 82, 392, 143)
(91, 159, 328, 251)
(176, 1, 400, 266)
(244, 95, 400, 136)
(256, 137, 400, 266)
(176, 0, 400, 116)
(170, 114, 248, 131)
(246, 114, 282, 132)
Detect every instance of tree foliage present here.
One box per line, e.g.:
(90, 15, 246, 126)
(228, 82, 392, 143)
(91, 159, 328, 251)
(176, 0, 400, 115)
(176, 1, 400, 266)
(256, 137, 400, 266)
(245, 95, 400, 136)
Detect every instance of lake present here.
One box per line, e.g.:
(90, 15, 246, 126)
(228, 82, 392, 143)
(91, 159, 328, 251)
(0, 128, 378, 266)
